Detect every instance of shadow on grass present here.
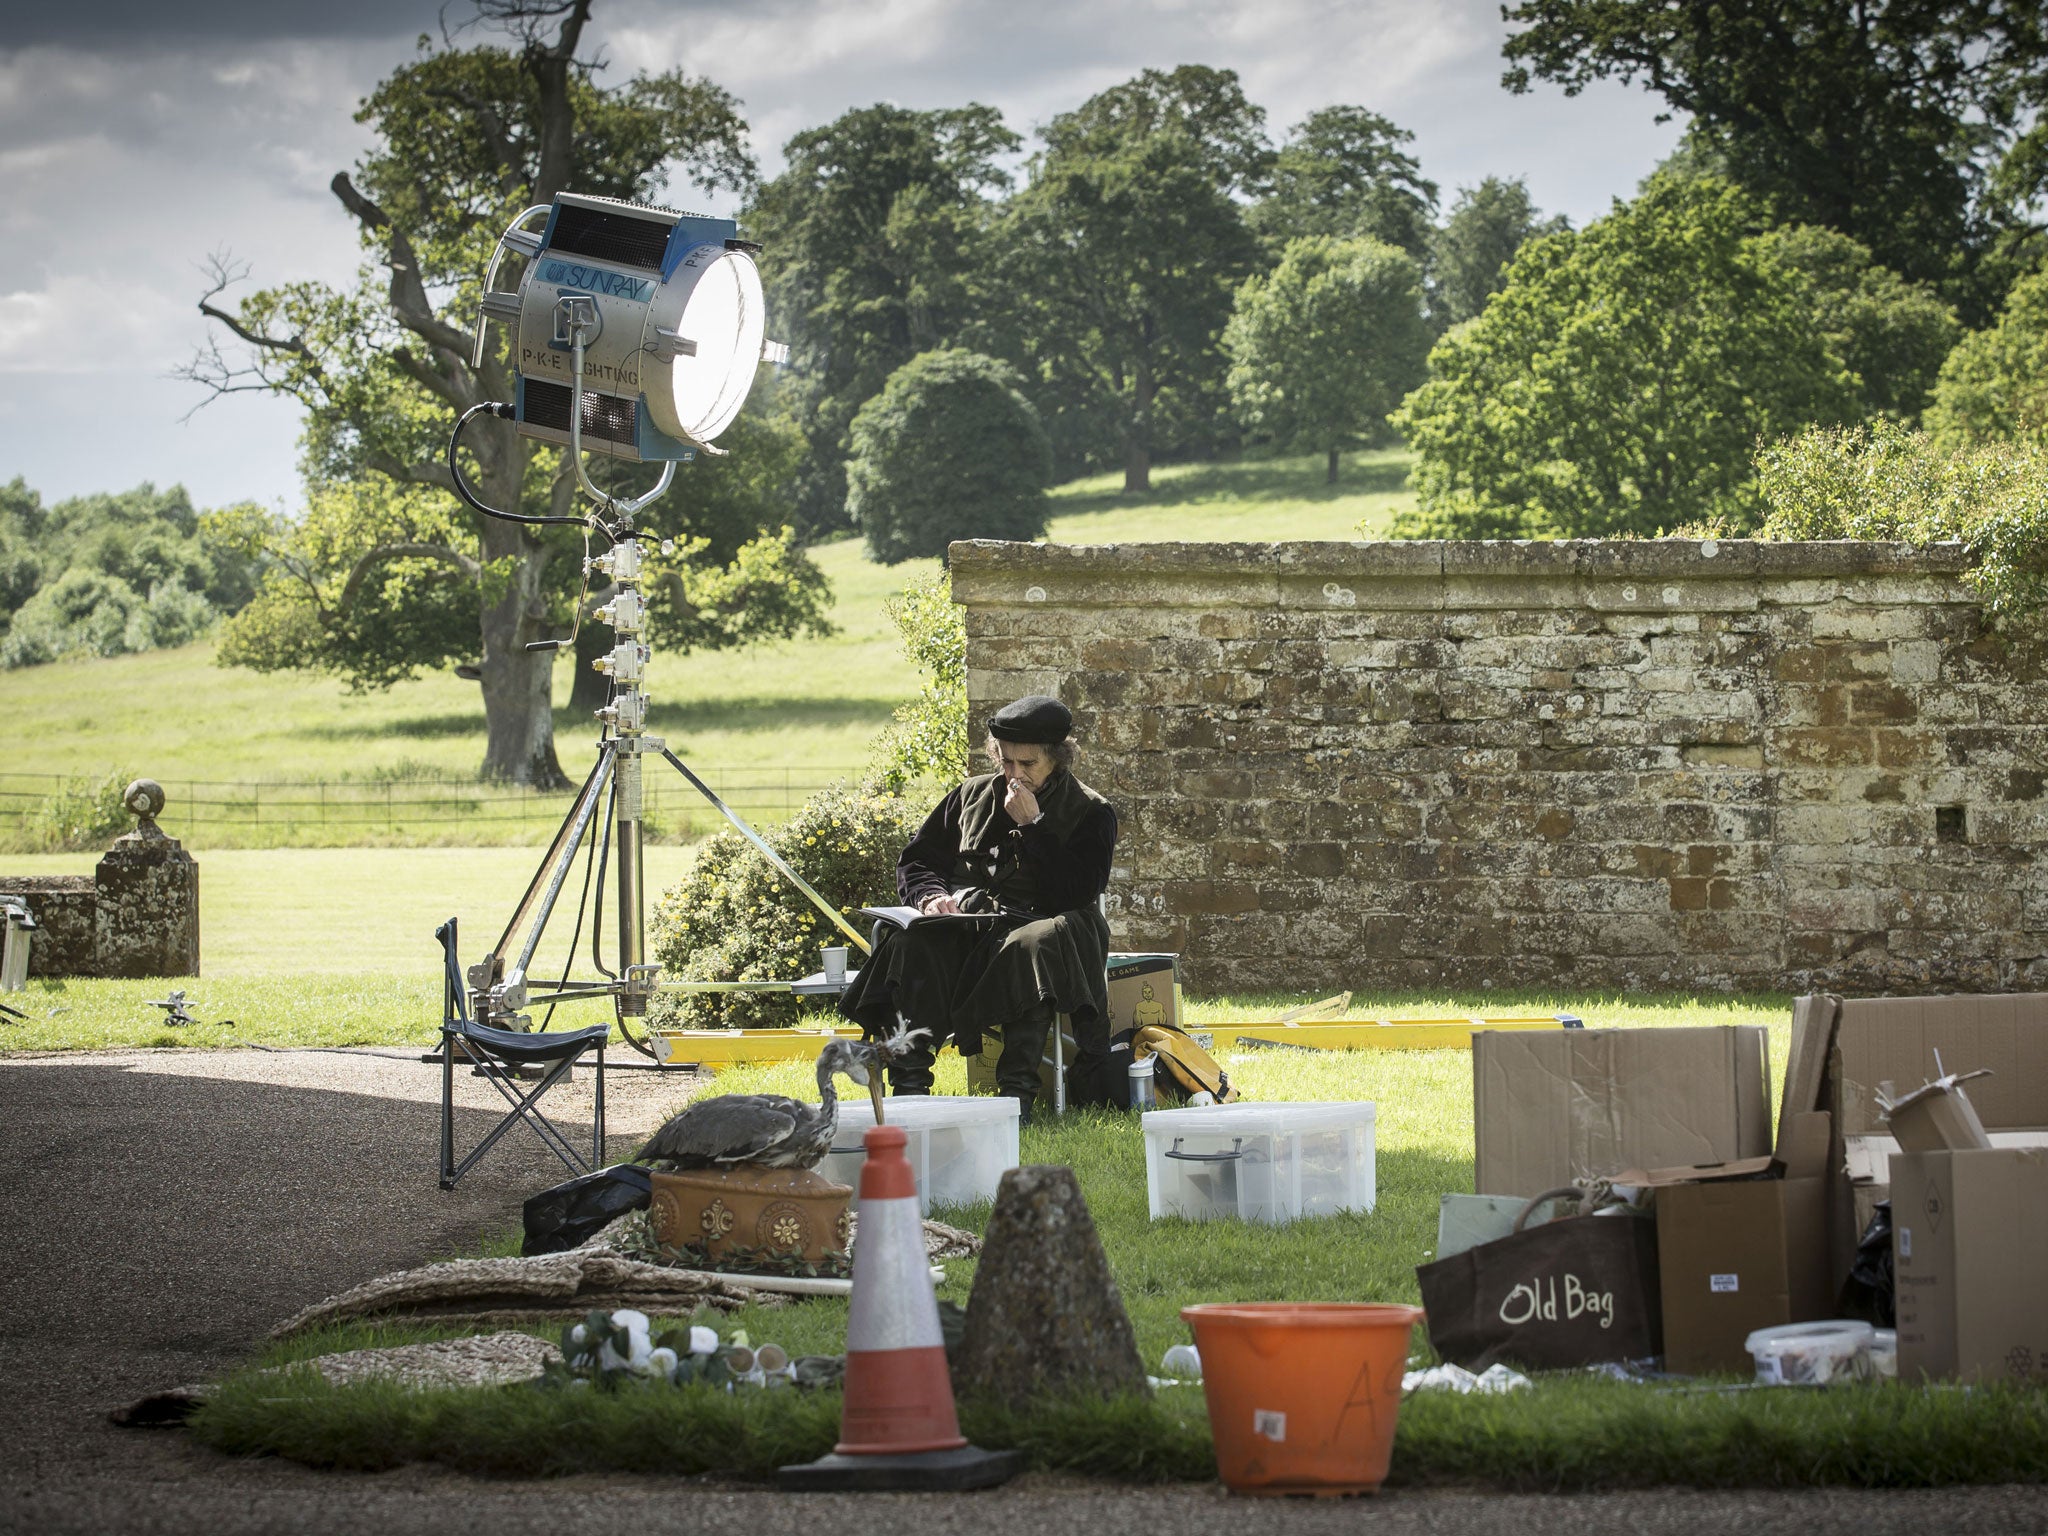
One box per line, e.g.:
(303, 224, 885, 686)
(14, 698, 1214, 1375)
(297, 712, 486, 743)
(637, 695, 902, 735)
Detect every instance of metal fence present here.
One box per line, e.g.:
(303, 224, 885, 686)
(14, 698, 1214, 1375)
(0, 766, 860, 846)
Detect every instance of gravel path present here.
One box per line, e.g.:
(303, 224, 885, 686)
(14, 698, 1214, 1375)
(0, 1047, 2036, 1535)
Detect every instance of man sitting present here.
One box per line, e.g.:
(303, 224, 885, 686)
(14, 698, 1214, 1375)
(838, 695, 1116, 1124)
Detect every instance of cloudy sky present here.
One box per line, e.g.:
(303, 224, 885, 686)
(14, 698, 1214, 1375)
(0, 0, 1685, 513)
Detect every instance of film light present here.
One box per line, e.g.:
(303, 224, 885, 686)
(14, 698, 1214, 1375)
(473, 192, 786, 462)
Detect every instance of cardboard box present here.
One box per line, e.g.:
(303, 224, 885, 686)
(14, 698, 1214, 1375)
(1105, 953, 1181, 1037)
(1891, 1146, 2048, 1383)
(1783, 993, 2048, 1283)
(1473, 1027, 1771, 1199)
(1883, 1069, 1993, 1152)
(1624, 1112, 1834, 1375)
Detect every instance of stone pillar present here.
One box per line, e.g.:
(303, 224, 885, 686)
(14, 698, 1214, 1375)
(92, 780, 199, 979)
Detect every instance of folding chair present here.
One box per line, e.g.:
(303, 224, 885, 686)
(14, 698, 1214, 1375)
(436, 918, 610, 1191)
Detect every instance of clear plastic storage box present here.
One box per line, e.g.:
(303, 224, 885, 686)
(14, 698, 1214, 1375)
(1142, 1101, 1376, 1224)
(818, 1095, 1020, 1215)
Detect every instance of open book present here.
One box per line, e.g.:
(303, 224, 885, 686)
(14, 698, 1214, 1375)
(858, 903, 1023, 932)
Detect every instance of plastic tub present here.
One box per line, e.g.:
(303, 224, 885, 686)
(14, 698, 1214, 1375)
(1143, 1101, 1376, 1224)
(1181, 1302, 1423, 1496)
(1744, 1320, 1876, 1385)
(817, 1095, 1018, 1215)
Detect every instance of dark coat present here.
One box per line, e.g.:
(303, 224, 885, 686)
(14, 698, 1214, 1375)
(839, 770, 1117, 1055)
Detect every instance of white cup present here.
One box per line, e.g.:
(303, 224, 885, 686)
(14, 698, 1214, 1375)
(821, 946, 849, 984)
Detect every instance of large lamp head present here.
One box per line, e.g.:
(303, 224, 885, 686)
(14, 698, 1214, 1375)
(474, 192, 786, 463)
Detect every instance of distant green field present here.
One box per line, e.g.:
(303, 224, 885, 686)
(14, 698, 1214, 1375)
(0, 450, 1417, 848)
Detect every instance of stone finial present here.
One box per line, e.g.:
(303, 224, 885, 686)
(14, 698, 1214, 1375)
(952, 1165, 1149, 1402)
(123, 779, 166, 839)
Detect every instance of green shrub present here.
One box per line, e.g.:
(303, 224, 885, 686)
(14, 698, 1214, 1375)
(650, 783, 922, 1028)
(9, 772, 132, 853)
(1755, 420, 2048, 627)
(867, 570, 969, 793)
(846, 349, 1053, 564)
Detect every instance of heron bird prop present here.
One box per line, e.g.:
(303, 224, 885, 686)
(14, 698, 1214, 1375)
(633, 1026, 929, 1173)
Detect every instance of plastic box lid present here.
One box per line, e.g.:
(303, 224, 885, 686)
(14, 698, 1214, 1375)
(1141, 1100, 1376, 1136)
(835, 1095, 1020, 1133)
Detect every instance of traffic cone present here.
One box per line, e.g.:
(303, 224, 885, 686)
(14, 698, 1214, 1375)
(778, 1124, 1022, 1491)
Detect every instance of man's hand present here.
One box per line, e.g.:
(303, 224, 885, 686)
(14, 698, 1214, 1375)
(1004, 778, 1041, 826)
(920, 892, 962, 915)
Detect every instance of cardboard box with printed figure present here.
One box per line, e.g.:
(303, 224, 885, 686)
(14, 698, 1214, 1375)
(1473, 1027, 1772, 1199)
(1620, 1111, 1834, 1376)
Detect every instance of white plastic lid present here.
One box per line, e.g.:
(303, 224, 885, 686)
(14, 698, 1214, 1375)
(1141, 1100, 1375, 1135)
(835, 1095, 1019, 1129)
(1744, 1320, 1874, 1357)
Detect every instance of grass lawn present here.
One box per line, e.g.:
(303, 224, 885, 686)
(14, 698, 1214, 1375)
(1045, 447, 1415, 543)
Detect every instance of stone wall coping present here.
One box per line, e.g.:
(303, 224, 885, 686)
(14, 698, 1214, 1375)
(0, 875, 95, 895)
(949, 537, 1974, 584)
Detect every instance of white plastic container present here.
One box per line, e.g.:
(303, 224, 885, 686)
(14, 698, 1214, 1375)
(817, 1095, 1020, 1215)
(1142, 1101, 1376, 1224)
(1744, 1320, 1876, 1386)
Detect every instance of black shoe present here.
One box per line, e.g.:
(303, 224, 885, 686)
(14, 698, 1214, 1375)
(1005, 1091, 1034, 1129)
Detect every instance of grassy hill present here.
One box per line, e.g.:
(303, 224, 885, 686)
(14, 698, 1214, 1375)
(0, 449, 1414, 846)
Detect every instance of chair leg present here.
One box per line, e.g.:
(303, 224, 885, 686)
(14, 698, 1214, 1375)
(444, 1047, 596, 1189)
(439, 1027, 457, 1189)
(592, 1041, 607, 1170)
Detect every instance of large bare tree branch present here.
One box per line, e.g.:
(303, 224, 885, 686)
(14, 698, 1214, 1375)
(339, 541, 483, 612)
(330, 172, 478, 360)
(363, 451, 461, 495)
(180, 254, 332, 416)
(529, 0, 593, 204)
(390, 345, 477, 412)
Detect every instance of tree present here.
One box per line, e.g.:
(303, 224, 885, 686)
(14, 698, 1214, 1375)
(1752, 223, 1960, 422)
(185, 1, 823, 785)
(744, 104, 1022, 537)
(1224, 237, 1430, 482)
(1500, 0, 2048, 312)
(0, 480, 264, 667)
(1926, 266, 2048, 447)
(845, 350, 1052, 564)
(1393, 177, 1860, 538)
(1002, 66, 1268, 493)
(1247, 107, 1438, 259)
(1429, 176, 1569, 327)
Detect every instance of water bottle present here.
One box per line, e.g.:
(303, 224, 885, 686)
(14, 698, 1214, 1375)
(1128, 1053, 1158, 1110)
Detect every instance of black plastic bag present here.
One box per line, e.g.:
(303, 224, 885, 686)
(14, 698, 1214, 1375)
(521, 1163, 651, 1255)
(1836, 1199, 1894, 1327)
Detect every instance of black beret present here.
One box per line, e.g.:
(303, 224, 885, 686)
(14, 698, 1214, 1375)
(988, 695, 1072, 744)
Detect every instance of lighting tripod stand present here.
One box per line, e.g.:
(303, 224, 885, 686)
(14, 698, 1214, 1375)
(448, 192, 869, 1053)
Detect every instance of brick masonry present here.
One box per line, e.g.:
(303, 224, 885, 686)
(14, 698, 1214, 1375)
(950, 538, 2048, 995)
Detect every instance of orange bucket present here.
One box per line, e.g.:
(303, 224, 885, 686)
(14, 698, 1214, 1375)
(1181, 1302, 1424, 1497)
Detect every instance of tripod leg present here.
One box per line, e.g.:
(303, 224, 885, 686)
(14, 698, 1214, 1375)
(655, 746, 873, 955)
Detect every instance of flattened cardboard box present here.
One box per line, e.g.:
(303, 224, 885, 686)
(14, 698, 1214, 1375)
(1473, 1027, 1771, 1199)
(1627, 1112, 1834, 1376)
(1794, 993, 2048, 1281)
(1891, 1146, 2048, 1384)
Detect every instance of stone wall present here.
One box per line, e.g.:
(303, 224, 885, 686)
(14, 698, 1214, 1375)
(0, 876, 96, 976)
(0, 784, 200, 980)
(950, 538, 2048, 996)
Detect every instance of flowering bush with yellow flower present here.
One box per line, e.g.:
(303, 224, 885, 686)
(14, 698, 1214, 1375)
(649, 781, 922, 1028)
